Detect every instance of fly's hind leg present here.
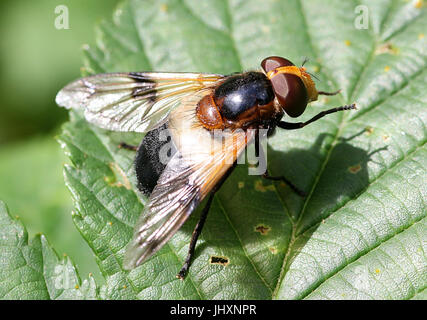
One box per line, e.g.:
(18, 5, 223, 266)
(177, 163, 237, 280)
(118, 142, 138, 151)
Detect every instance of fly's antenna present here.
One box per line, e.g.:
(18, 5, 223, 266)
(301, 57, 321, 82)
(307, 71, 320, 82)
(302, 56, 310, 66)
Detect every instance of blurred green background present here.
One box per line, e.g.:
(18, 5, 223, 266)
(0, 0, 120, 283)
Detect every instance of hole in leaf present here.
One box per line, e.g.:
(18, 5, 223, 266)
(209, 255, 229, 266)
(375, 42, 399, 55)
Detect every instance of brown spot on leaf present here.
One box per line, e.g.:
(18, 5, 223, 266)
(254, 180, 275, 192)
(348, 164, 362, 174)
(105, 162, 131, 190)
(375, 42, 399, 55)
(269, 247, 278, 254)
(254, 224, 271, 235)
(321, 97, 330, 104)
(365, 127, 374, 135)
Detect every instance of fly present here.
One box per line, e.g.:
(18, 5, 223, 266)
(56, 56, 356, 279)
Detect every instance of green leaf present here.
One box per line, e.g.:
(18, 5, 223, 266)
(59, 0, 426, 299)
(0, 136, 101, 282)
(0, 201, 98, 299)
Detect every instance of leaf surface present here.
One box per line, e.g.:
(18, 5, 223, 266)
(59, 0, 427, 299)
(0, 201, 97, 299)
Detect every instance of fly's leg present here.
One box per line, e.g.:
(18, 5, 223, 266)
(177, 163, 237, 280)
(262, 173, 306, 197)
(278, 104, 356, 130)
(267, 104, 356, 196)
(255, 130, 306, 197)
(118, 142, 138, 151)
(177, 192, 214, 280)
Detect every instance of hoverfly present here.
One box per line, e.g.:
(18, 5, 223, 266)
(56, 56, 356, 279)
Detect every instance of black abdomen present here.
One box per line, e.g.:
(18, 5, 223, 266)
(135, 123, 177, 196)
(214, 72, 274, 120)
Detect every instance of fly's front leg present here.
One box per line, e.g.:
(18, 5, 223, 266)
(255, 130, 306, 197)
(262, 172, 306, 197)
(278, 104, 356, 130)
(269, 104, 356, 195)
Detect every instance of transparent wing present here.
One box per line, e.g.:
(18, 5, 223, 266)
(123, 90, 254, 269)
(55, 72, 224, 133)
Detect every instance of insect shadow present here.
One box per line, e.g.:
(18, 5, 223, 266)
(177, 130, 385, 273)
(266, 130, 385, 265)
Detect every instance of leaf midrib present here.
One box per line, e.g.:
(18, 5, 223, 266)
(272, 0, 426, 298)
(272, 0, 353, 298)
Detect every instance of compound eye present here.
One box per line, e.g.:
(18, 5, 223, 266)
(271, 73, 308, 118)
(261, 56, 294, 73)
